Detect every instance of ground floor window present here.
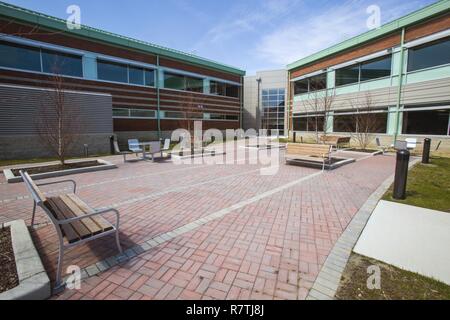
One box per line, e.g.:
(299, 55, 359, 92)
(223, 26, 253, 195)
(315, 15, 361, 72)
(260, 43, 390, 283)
(292, 114, 325, 132)
(333, 111, 387, 133)
(402, 108, 450, 136)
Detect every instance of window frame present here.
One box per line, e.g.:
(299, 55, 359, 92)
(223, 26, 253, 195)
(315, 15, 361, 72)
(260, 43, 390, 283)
(407, 36, 450, 73)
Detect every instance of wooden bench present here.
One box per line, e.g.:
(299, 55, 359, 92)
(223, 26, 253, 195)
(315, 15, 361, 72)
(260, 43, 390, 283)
(320, 135, 351, 149)
(285, 143, 332, 171)
(20, 170, 122, 289)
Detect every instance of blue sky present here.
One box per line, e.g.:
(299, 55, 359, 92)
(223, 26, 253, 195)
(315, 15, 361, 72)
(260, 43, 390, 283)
(3, 0, 438, 74)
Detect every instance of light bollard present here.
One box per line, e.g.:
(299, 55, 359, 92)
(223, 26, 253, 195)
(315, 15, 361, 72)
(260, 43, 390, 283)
(393, 149, 410, 200)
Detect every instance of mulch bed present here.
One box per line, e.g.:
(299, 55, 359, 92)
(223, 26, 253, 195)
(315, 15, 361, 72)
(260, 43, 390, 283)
(346, 148, 379, 153)
(0, 227, 19, 294)
(11, 160, 102, 176)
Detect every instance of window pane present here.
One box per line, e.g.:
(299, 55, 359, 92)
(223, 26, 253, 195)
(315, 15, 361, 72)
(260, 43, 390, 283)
(130, 109, 155, 118)
(226, 84, 239, 98)
(293, 117, 307, 131)
(307, 116, 325, 132)
(128, 66, 144, 85)
(333, 115, 356, 132)
(408, 37, 450, 72)
(309, 73, 327, 92)
(294, 79, 308, 95)
(113, 108, 129, 117)
(336, 65, 360, 86)
(360, 56, 391, 81)
(98, 60, 128, 83)
(145, 69, 155, 87)
(164, 111, 184, 118)
(164, 73, 185, 90)
(225, 114, 238, 120)
(210, 81, 226, 96)
(402, 109, 449, 135)
(41, 49, 82, 77)
(185, 76, 203, 93)
(0, 41, 41, 72)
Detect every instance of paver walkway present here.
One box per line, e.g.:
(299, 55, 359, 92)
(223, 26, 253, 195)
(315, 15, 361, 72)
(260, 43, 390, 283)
(0, 147, 395, 300)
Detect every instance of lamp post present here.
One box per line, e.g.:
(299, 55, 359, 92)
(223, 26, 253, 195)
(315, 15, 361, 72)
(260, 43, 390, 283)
(256, 78, 262, 135)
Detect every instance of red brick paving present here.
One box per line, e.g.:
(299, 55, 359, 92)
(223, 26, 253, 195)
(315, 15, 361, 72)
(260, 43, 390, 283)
(0, 148, 395, 300)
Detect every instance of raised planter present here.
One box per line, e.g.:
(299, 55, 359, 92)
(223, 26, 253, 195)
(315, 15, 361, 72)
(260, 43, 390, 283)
(3, 159, 117, 184)
(339, 149, 383, 156)
(287, 157, 356, 170)
(170, 148, 226, 160)
(0, 220, 51, 300)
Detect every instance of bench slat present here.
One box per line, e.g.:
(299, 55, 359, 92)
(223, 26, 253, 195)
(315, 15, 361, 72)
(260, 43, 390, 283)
(45, 198, 81, 244)
(65, 193, 113, 233)
(60, 195, 104, 236)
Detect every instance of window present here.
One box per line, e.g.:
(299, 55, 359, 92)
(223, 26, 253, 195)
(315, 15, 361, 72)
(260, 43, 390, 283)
(293, 117, 307, 131)
(164, 111, 185, 119)
(408, 37, 450, 72)
(210, 80, 239, 98)
(129, 66, 144, 85)
(293, 115, 326, 132)
(0, 41, 41, 72)
(293, 73, 327, 95)
(333, 110, 388, 133)
(402, 108, 450, 135)
(336, 65, 360, 86)
(42, 49, 83, 77)
(113, 108, 156, 119)
(98, 60, 128, 83)
(164, 72, 204, 92)
(336, 55, 392, 86)
(360, 56, 392, 81)
(333, 114, 357, 132)
(145, 69, 155, 87)
(261, 88, 285, 133)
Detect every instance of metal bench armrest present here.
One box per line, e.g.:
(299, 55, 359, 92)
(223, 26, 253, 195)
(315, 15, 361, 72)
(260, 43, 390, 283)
(37, 180, 77, 194)
(57, 208, 120, 228)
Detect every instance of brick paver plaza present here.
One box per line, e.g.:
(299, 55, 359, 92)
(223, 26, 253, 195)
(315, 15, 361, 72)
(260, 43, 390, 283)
(0, 145, 396, 300)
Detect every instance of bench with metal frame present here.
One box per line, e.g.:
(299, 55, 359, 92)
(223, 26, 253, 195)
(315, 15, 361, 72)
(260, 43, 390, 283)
(20, 170, 122, 290)
(320, 135, 351, 149)
(285, 143, 332, 171)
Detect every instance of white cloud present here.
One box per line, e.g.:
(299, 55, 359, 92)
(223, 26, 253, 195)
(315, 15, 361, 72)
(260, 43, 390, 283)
(255, 0, 434, 66)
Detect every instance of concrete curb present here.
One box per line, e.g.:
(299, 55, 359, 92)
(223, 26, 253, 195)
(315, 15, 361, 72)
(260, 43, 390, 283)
(0, 220, 51, 300)
(3, 159, 117, 183)
(306, 157, 421, 300)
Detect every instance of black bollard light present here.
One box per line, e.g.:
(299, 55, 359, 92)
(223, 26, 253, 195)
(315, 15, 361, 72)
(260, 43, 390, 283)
(422, 138, 431, 164)
(293, 132, 297, 143)
(393, 149, 410, 200)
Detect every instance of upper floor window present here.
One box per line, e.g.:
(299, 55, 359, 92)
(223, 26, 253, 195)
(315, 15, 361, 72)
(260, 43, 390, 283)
(293, 73, 327, 95)
(0, 40, 82, 77)
(42, 49, 83, 77)
(335, 55, 391, 86)
(97, 59, 155, 86)
(262, 88, 285, 108)
(164, 72, 203, 93)
(408, 37, 450, 72)
(210, 80, 240, 98)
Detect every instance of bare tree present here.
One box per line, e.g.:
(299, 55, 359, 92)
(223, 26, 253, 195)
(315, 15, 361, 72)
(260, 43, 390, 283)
(348, 93, 383, 151)
(304, 81, 336, 143)
(36, 71, 81, 165)
(0, 18, 64, 40)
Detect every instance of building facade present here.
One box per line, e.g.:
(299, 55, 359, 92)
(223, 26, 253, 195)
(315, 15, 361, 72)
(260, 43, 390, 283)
(287, 1, 450, 151)
(243, 69, 288, 135)
(0, 2, 245, 159)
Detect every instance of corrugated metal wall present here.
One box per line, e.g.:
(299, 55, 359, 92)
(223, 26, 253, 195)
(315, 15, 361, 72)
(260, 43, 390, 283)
(0, 84, 113, 135)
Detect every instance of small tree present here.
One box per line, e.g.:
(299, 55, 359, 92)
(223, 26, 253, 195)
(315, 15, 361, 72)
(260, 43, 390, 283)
(304, 81, 335, 143)
(36, 72, 81, 165)
(348, 93, 383, 151)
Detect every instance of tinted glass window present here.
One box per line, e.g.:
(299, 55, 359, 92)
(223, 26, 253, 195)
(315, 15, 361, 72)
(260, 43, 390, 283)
(309, 73, 327, 92)
(129, 66, 144, 85)
(185, 76, 203, 93)
(0, 41, 41, 72)
(226, 84, 239, 98)
(408, 37, 450, 72)
(130, 109, 155, 118)
(336, 65, 360, 86)
(42, 49, 82, 77)
(210, 81, 226, 96)
(98, 60, 128, 83)
(402, 109, 449, 135)
(164, 73, 185, 90)
(145, 69, 155, 87)
(293, 117, 307, 131)
(307, 116, 325, 132)
(294, 79, 308, 95)
(334, 115, 356, 132)
(360, 56, 391, 81)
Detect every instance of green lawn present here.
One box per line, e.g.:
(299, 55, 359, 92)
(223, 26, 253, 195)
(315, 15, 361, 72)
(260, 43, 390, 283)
(383, 157, 450, 213)
(336, 253, 450, 300)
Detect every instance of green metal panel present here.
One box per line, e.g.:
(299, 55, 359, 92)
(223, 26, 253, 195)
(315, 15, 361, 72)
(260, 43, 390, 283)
(0, 1, 245, 76)
(326, 112, 334, 133)
(387, 106, 400, 135)
(158, 69, 165, 88)
(359, 78, 392, 91)
(203, 78, 210, 94)
(327, 71, 335, 89)
(404, 64, 450, 84)
(287, 0, 450, 71)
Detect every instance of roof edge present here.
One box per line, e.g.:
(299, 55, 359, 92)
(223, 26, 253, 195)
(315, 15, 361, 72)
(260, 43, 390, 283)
(0, 1, 246, 76)
(287, 0, 450, 71)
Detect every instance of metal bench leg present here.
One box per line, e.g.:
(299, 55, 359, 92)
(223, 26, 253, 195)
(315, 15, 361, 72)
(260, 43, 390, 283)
(31, 201, 37, 227)
(115, 230, 123, 254)
(55, 238, 65, 290)
(123, 153, 127, 163)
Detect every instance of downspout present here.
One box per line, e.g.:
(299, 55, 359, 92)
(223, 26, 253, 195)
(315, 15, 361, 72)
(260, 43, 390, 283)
(156, 55, 161, 140)
(240, 76, 243, 129)
(394, 28, 406, 142)
(286, 71, 291, 139)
